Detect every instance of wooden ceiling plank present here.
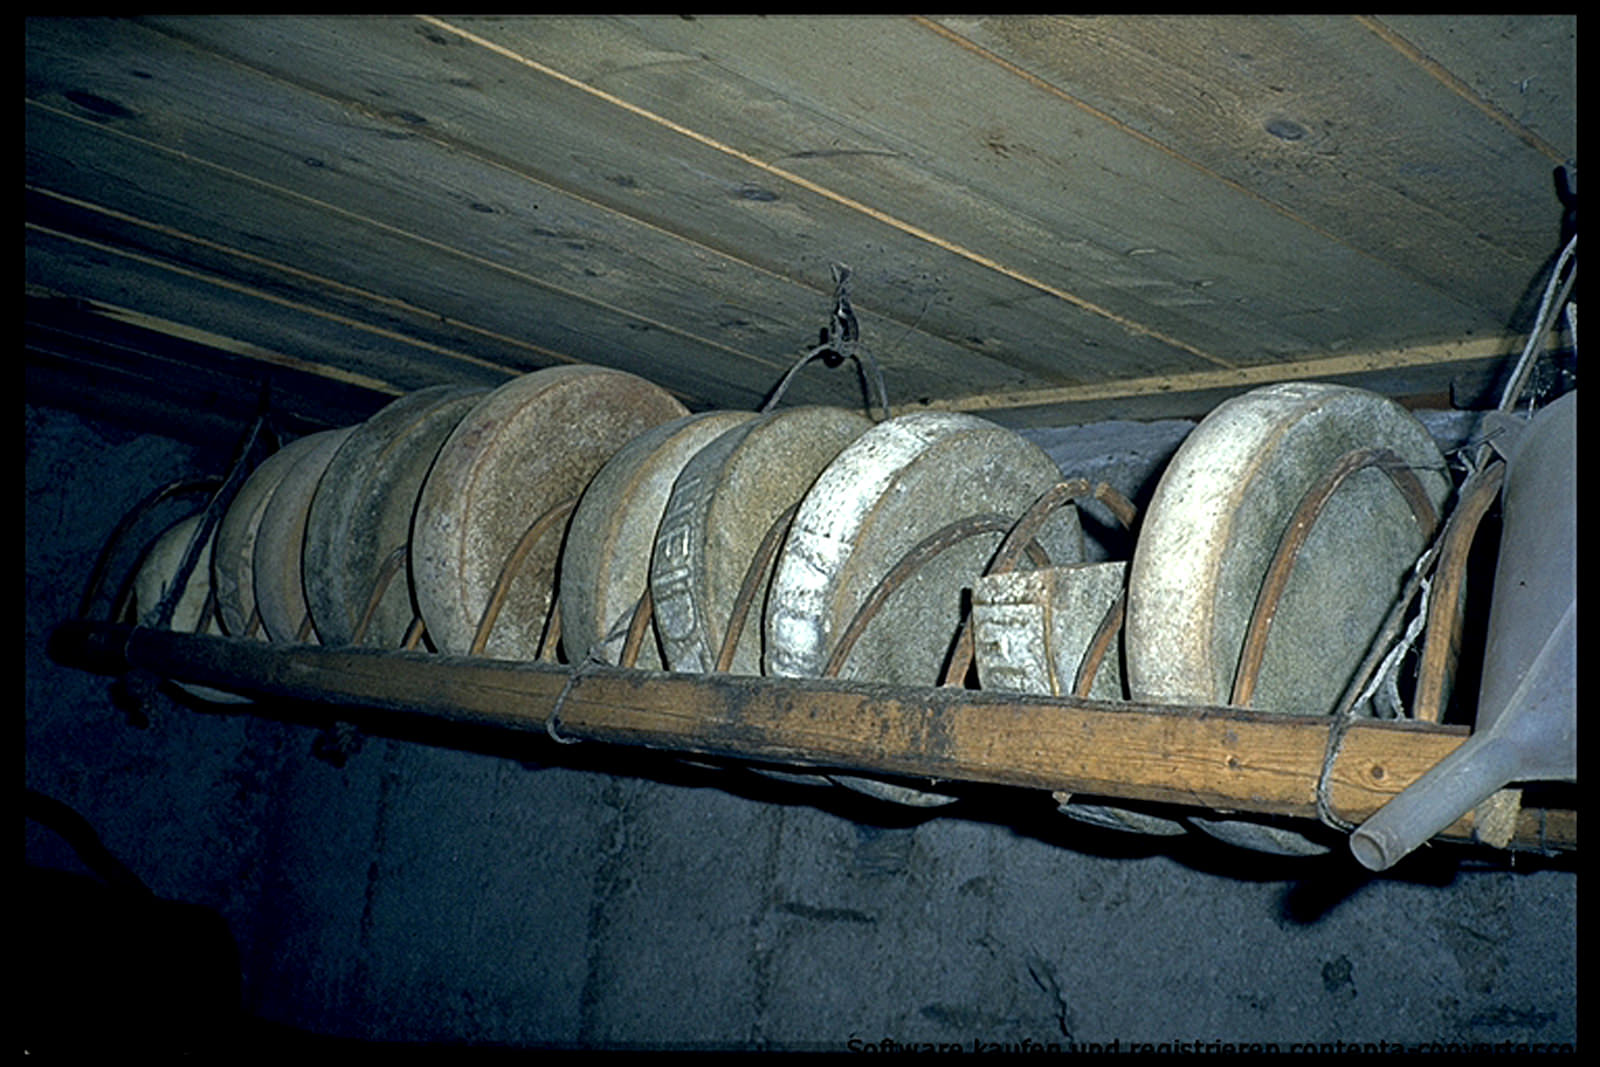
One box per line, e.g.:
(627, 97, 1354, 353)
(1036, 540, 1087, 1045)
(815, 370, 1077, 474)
(1363, 15, 1575, 164)
(63, 301, 408, 399)
(25, 221, 789, 412)
(431, 15, 1247, 373)
(455, 15, 1329, 367)
(25, 182, 573, 374)
(513, 15, 1505, 361)
(28, 224, 497, 395)
(26, 299, 395, 441)
(27, 299, 402, 412)
(25, 104, 842, 409)
(929, 16, 1566, 324)
(130, 14, 1220, 392)
(30, 16, 1565, 415)
(23, 26, 839, 409)
(23, 151, 927, 420)
(23, 135, 813, 409)
(28, 221, 489, 373)
(30, 17, 1052, 409)
(25, 221, 808, 415)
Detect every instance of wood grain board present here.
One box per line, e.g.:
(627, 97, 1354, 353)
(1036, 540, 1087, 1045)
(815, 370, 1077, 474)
(931, 17, 1564, 313)
(482, 16, 1483, 352)
(55, 622, 1574, 855)
(25, 15, 1574, 424)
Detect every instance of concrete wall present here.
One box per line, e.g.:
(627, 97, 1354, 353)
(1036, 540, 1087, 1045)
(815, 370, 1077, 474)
(24, 401, 1576, 1053)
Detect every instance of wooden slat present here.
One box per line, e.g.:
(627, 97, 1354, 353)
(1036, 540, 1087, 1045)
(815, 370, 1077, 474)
(25, 293, 393, 441)
(20, 103, 804, 408)
(429, 16, 1251, 375)
(469, 16, 1510, 360)
(1368, 16, 1575, 163)
(126, 13, 1286, 387)
(22, 22, 856, 411)
(24, 191, 538, 380)
(52, 622, 1575, 854)
(24, 175, 767, 408)
(915, 335, 1517, 425)
(119, 15, 1063, 403)
(23, 223, 551, 402)
(25, 16, 1571, 417)
(27, 227, 422, 393)
(928, 16, 1562, 321)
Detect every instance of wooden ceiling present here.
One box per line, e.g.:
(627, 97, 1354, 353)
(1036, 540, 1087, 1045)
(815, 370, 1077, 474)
(25, 15, 1576, 435)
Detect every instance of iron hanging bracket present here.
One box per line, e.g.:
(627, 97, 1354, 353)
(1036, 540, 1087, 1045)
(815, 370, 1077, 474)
(762, 263, 891, 421)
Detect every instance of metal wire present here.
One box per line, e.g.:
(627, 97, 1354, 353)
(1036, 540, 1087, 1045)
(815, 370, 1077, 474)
(85, 477, 224, 623)
(1229, 448, 1440, 709)
(762, 263, 892, 421)
(944, 480, 1138, 689)
(823, 513, 1022, 681)
(147, 417, 271, 632)
(1498, 233, 1577, 416)
(469, 497, 577, 657)
(349, 543, 410, 646)
(715, 501, 802, 673)
(1411, 460, 1506, 723)
(1314, 524, 1452, 831)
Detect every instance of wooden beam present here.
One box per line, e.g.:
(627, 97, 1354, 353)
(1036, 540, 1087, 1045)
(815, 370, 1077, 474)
(913, 335, 1515, 421)
(25, 289, 396, 440)
(49, 622, 1574, 854)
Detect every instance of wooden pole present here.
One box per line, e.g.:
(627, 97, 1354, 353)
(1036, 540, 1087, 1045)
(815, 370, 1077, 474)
(49, 622, 1575, 853)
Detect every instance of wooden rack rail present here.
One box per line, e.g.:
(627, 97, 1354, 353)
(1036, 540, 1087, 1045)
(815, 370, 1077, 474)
(49, 621, 1575, 856)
